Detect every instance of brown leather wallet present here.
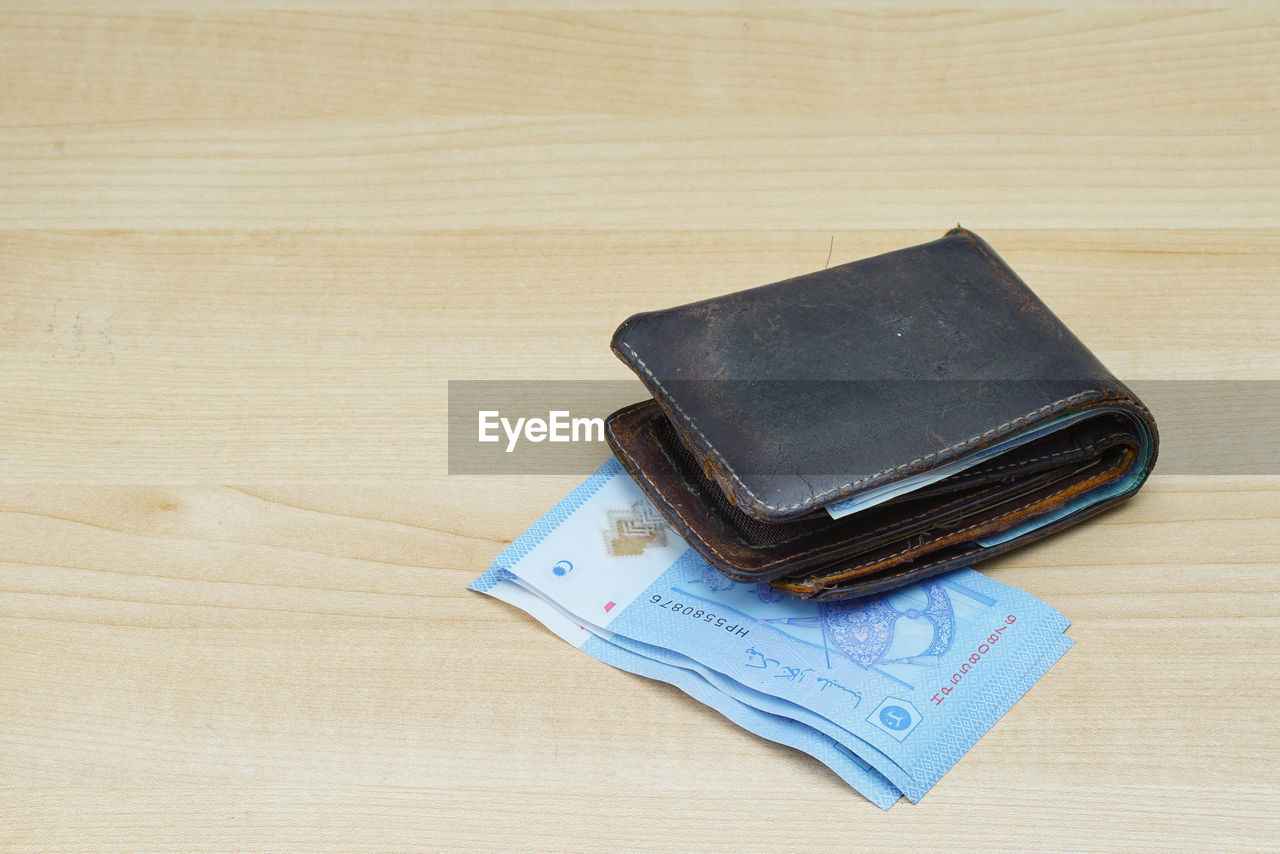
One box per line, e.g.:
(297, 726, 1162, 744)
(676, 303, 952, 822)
(604, 227, 1158, 600)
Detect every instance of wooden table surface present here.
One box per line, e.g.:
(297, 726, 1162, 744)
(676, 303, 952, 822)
(2, 3, 1277, 851)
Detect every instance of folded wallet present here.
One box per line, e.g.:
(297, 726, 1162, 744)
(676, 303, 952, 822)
(604, 227, 1158, 600)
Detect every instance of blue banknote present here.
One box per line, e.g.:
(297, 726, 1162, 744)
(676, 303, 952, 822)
(471, 566, 903, 809)
(478, 458, 1072, 801)
(495, 570, 918, 798)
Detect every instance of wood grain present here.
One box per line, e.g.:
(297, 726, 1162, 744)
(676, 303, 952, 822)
(1, 6, 1277, 229)
(1, 229, 1275, 482)
(1, 3, 1277, 851)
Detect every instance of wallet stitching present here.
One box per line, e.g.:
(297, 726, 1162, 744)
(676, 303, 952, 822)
(802, 473, 1123, 590)
(615, 404, 1130, 576)
(619, 338, 1105, 516)
(710, 437, 1119, 571)
(749, 432, 1131, 551)
(616, 430, 767, 572)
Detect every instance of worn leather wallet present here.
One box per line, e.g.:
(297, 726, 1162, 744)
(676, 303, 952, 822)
(604, 227, 1158, 600)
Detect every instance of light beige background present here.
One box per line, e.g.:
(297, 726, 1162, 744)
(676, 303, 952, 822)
(1, 3, 1277, 851)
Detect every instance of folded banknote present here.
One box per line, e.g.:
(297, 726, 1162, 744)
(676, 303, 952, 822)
(473, 567, 903, 808)
(470, 458, 1073, 807)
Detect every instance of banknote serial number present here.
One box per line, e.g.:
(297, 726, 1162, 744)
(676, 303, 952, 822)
(649, 595, 749, 638)
(931, 614, 1017, 707)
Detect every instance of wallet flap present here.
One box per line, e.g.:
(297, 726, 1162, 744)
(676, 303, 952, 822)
(611, 227, 1145, 522)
